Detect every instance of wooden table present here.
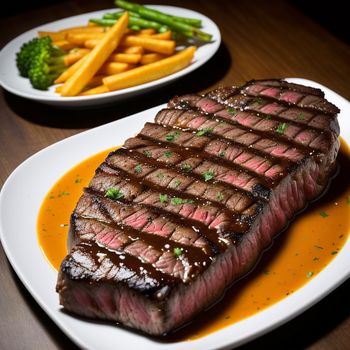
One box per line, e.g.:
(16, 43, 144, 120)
(1, 0, 350, 349)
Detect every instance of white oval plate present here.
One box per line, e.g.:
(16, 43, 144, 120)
(0, 78, 349, 349)
(0, 6, 220, 107)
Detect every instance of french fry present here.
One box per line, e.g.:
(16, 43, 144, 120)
(64, 48, 141, 66)
(108, 53, 141, 64)
(103, 46, 196, 91)
(120, 46, 144, 54)
(61, 12, 129, 96)
(137, 31, 172, 40)
(85, 36, 175, 54)
(98, 62, 133, 75)
(55, 85, 63, 93)
(79, 85, 109, 96)
(138, 28, 156, 35)
(121, 36, 175, 55)
(140, 53, 165, 65)
(64, 48, 90, 66)
(38, 31, 66, 41)
(60, 25, 95, 32)
(84, 38, 144, 52)
(151, 31, 172, 40)
(52, 40, 77, 50)
(66, 32, 106, 46)
(60, 26, 109, 34)
(54, 55, 88, 84)
(84, 39, 99, 49)
(55, 74, 106, 93)
(85, 75, 106, 87)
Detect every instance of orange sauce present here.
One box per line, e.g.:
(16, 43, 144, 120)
(37, 148, 115, 270)
(37, 141, 350, 340)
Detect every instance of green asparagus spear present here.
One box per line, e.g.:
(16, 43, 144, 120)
(115, 0, 211, 41)
(167, 15, 201, 28)
(115, 0, 202, 27)
(138, 8, 211, 41)
(115, 0, 143, 12)
(103, 11, 140, 19)
(90, 15, 169, 32)
(89, 18, 117, 26)
(130, 25, 141, 31)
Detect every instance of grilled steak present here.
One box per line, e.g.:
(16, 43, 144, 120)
(56, 79, 340, 335)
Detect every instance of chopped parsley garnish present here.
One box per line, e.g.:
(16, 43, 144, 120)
(74, 177, 82, 183)
(276, 122, 288, 134)
(347, 197, 350, 205)
(218, 151, 226, 158)
(264, 114, 272, 120)
(263, 270, 270, 276)
(156, 172, 164, 179)
(254, 97, 264, 105)
(159, 194, 168, 203)
(331, 251, 338, 255)
(105, 188, 123, 200)
(170, 197, 194, 205)
(297, 112, 305, 120)
(58, 191, 70, 197)
(216, 192, 224, 201)
(306, 271, 314, 278)
(227, 107, 237, 115)
(196, 127, 213, 136)
(173, 247, 183, 258)
(181, 163, 192, 172)
(134, 164, 143, 173)
(143, 150, 152, 158)
(202, 170, 215, 182)
(164, 150, 173, 158)
(319, 211, 329, 218)
(49, 195, 55, 199)
(174, 179, 181, 187)
(165, 134, 175, 141)
(165, 130, 181, 142)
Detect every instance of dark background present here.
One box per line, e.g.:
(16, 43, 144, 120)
(2, 0, 350, 45)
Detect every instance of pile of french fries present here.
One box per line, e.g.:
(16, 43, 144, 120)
(38, 13, 196, 96)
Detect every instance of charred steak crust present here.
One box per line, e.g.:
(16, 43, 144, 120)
(56, 79, 340, 335)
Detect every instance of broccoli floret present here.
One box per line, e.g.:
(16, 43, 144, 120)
(16, 37, 52, 77)
(28, 53, 66, 90)
(16, 36, 67, 90)
(27, 38, 67, 90)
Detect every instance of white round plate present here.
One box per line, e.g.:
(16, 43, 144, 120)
(0, 6, 220, 107)
(0, 79, 349, 349)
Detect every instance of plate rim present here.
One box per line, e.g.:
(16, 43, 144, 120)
(0, 78, 349, 349)
(0, 5, 221, 105)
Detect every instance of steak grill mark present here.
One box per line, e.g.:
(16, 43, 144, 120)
(167, 96, 335, 153)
